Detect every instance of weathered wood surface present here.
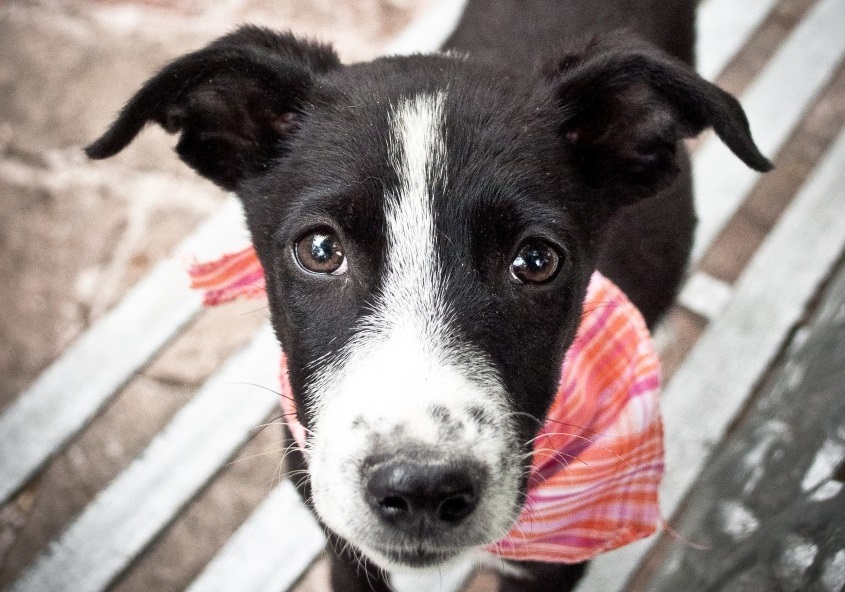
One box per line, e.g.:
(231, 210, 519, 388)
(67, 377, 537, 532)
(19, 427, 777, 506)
(677, 0, 845, 320)
(186, 481, 326, 592)
(579, 126, 845, 591)
(8, 327, 280, 592)
(646, 260, 845, 592)
(695, 0, 781, 81)
(0, 197, 249, 505)
(689, 0, 844, 265)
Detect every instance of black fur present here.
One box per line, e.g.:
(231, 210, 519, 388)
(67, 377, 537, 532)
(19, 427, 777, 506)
(87, 3, 770, 590)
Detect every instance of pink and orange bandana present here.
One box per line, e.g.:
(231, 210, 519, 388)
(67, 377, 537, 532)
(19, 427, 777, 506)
(189, 246, 664, 564)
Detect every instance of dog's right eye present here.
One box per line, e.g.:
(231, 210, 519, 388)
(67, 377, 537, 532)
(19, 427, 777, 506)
(294, 229, 347, 275)
(509, 239, 561, 285)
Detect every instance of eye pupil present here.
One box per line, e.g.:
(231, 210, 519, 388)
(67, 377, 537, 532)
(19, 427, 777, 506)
(510, 241, 561, 284)
(295, 229, 346, 275)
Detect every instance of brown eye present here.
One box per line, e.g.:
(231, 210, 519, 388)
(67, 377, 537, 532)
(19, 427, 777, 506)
(510, 240, 561, 284)
(294, 229, 347, 275)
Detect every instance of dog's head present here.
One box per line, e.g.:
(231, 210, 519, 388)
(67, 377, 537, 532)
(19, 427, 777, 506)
(89, 26, 769, 570)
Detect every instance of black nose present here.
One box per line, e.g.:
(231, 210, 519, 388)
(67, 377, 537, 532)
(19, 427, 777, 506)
(364, 458, 481, 531)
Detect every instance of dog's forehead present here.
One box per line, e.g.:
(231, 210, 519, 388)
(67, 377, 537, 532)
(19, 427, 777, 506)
(286, 58, 565, 230)
(308, 54, 550, 162)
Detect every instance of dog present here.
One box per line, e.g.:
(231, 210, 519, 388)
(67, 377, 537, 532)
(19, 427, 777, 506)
(86, 0, 770, 589)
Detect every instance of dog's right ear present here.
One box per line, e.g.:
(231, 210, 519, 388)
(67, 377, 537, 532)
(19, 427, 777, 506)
(86, 26, 340, 190)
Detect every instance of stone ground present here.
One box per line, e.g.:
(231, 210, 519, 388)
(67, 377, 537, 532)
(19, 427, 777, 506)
(0, 0, 843, 591)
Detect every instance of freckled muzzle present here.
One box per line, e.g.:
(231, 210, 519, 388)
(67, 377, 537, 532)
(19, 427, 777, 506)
(306, 378, 524, 569)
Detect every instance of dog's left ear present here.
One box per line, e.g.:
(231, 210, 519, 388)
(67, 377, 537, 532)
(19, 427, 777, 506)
(85, 26, 340, 190)
(553, 36, 771, 207)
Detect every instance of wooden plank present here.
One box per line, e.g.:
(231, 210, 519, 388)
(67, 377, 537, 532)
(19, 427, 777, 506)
(677, 271, 733, 321)
(690, 0, 845, 264)
(187, 478, 475, 592)
(695, 0, 780, 81)
(0, 197, 248, 505)
(8, 325, 280, 592)
(577, 128, 845, 591)
(186, 481, 325, 592)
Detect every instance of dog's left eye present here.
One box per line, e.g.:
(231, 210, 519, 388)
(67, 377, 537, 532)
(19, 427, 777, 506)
(509, 240, 561, 284)
(294, 229, 347, 275)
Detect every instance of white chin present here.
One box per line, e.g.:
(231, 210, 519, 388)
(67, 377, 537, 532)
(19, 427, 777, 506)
(361, 544, 470, 573)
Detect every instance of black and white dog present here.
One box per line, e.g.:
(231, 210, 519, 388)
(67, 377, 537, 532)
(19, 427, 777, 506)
(87, 0, 770, 589)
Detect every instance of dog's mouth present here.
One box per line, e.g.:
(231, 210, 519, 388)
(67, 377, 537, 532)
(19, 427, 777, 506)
(364, 543, 463, 569)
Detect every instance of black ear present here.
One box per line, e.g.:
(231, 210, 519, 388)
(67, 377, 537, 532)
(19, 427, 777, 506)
(553, 35, 771, 205)
(86, 26, 340, 190)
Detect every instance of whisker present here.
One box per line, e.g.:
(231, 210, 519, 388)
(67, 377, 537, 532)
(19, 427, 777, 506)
(525, 447, 588, 469)
(223, 446, 285, 468)
(226, 380, 295, 403)
(506, 410, 619, 440)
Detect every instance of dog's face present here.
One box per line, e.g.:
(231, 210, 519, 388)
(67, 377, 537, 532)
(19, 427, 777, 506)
(88, 27, 770, 570)
(243, 68, 594, 567)
(251, 81, 593, 568)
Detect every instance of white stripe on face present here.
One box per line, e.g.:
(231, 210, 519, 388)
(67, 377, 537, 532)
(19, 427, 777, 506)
(307, 91, 458, 415)
(306, 93, 521, 565)
(378, 91, 449, 348)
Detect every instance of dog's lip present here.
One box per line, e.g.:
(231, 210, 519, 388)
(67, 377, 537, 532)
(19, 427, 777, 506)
(371, 544, 461, 568)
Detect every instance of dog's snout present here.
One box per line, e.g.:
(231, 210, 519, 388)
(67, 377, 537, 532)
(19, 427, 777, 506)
(364, 458, 480, 530)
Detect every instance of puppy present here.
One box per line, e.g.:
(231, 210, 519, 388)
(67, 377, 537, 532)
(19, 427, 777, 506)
(87, 0, 770, 589)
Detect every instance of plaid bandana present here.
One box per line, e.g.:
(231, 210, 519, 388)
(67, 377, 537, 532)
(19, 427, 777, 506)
(189, 246, 664, 563)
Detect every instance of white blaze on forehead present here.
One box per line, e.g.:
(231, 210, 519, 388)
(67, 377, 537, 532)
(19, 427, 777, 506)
(378, 91, 448, 344)
(306, 91, 459, 414)
(317, 91, 508, 449)
(305, 92, 459, 416)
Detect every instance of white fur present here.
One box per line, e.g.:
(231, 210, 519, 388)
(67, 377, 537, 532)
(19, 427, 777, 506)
(304, 92, 523, 569)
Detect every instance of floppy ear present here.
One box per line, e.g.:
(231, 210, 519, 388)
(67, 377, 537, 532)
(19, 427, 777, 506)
(553, 35, 771, 206)
(86, 26, 340, 190)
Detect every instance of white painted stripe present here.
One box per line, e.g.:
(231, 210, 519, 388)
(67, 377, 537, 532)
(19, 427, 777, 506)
(384, 0, 469, 56)
(676, 0, 844, 346)
(578, 129, 845, 591)
(691, 0, 845, 264)
(187, 481, 325, 592)
(695, 0, 780, 81)
(677, 271, 733, 321)
(0, 197, 248, 505)
(9, 325, 281, 592)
